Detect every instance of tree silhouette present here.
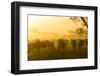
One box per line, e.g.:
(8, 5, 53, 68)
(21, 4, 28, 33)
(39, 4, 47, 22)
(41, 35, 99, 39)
(69, 17, 88, 36)
(70, 17, 88, 28)
(80, 17, 88, 28)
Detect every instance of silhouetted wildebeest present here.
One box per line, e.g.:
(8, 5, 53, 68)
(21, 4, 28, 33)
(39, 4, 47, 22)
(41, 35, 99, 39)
(71, 40, 77, 48)
(57, 39, 66, 51)
(28, 40, 54, 51)
(28, 39, 88, 57)
(69, 39, 88, 49)
(28, 39, 88, 60)
(77, 39, 88, 48)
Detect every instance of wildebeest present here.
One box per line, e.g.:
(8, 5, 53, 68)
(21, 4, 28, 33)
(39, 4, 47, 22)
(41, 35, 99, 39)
(57, 39, 66, 51)
(28, 39, 54, 51)
(71, 40, 77, 48)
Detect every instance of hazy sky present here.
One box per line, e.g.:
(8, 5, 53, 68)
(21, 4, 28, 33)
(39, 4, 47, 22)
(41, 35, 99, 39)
(28, 15, 83, 35)
(28, 15, 87, 41)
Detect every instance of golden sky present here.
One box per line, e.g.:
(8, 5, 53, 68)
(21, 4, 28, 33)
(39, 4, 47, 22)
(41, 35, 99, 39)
(28, 15, 87, 41)
(28, 15, 82, 34)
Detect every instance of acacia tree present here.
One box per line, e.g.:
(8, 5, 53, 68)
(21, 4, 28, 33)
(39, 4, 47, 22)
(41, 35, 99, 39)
(70, 17, 88, 29)
(80, 17, 88, 28)
(69, 17, 88, 36)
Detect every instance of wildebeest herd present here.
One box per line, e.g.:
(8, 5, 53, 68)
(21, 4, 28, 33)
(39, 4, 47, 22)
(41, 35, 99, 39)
(28, 39, 88, 61)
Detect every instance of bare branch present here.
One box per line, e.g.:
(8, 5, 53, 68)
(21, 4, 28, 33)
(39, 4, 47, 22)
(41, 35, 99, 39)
(80, 17, 88, 28)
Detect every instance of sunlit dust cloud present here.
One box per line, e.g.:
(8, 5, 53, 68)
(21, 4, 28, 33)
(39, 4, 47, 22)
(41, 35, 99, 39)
(28, 15, 88, 41)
